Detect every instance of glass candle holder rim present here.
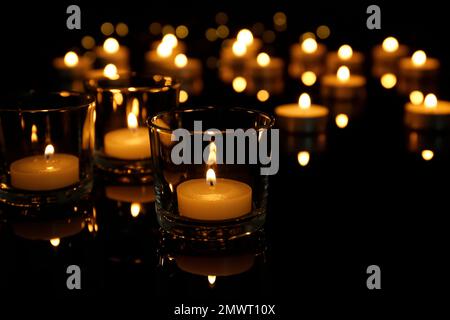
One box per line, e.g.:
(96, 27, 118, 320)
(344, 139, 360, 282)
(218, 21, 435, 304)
(147, 106, 276, 134)
(0, 91, 95, 113)
(86, 73, 180, 93)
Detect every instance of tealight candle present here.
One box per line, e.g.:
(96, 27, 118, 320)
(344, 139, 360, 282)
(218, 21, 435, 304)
(53, 51, 92, 79)
(398, 50, 440, 94)
(289, 38, 327, 78)
(10, 144, 79, 191)
(321, 66, 366, 100)
(95, 37, 130, 69)
(177, 168, 252, 221)
(275, 93, 329, 133)
(372, 36, 408, 77)
(404, 93, 450, 130)
(104, 112, 151, 160)
(246, 52, 284, 94)
(326, 44, 364, 75)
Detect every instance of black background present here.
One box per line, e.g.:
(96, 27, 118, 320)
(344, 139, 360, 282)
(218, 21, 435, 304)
(0, 0, 449, 316)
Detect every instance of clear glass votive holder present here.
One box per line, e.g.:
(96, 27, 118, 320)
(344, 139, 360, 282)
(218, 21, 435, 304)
(85, 73, 180, 183)
(0, 91, 95, 207)
(148, 107, 275, 241)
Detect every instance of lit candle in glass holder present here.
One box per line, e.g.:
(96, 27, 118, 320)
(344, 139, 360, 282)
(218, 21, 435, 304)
(95, 37, 130, 69)
(372, 36, 408, 77)
(404, 93, 450, 130)
(321, 66, 366, 100)
(398, 50, 440, 95)
(326, 44, 364, 74)
(275, 93, 329, 133)
(246, 52, 284, 95)
(289, 37, 327, 79)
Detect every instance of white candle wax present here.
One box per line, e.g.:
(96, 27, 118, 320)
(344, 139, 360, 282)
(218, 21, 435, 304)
(177, 175, 252, 221)
(10, 151, 79, 191)
(104, 127, 150, 160)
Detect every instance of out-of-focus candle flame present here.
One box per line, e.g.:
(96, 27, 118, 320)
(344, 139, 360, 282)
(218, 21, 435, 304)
(297, 151, 310, 166)
(208, 275, 216, 286)
(232, 41, 247, 57)
(45, 144, 54, 160)
(412, 50, 427, 66)
(31, 124, 38, 143)
(64, 51, 79, 67)
(131, 98, 140, 117)
(380, 73, 397, 89)
(335, 114, 349, 128)
(162, 33, 178, 49)
(127, 112, 138, 129)
(421, 150, 434, 161)
(207, 141, 217, 165)
(130, 202, 141, 218)
(301, 71, 317, 86)
(337, 66, 350, 82)
(338, 45, 353, 60)
(237, 29, 253, 46)
(157, 42, 173, 58)
(298, 93, 311, 110)
(409, 90, 424, 105)
(256, 52, 271, 67)
(382, 37, 399, 53)
(103, 37, 120, 54)
(232, 77, 247, 92)
(206, 168, 216, 186)
(50, 238, 60, 247)
(301, 38, 318, 54)
(174, 53, 188, 68)
(424, 93, 438, 109)
(113, 90, 123, 106)
(103, 64, 119, 80)
(179, 90, 189, 103)
(257, 89, 270, 102)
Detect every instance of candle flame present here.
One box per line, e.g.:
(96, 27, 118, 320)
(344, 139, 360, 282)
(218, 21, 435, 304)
(335, 114, 349, 129)
(424, 93, 438, 109)
(50, 238, 60, 247)
(337, 66, 350, 82)
(157, 42, 173, 58)
(256, 52, 271, 67)
(206, 168, 216, 186)
(409, 90, 424, 105)
(338, 45, 353, 60)
(113, 90, 123, 106)
(131, 98, 140, 117)
(298, 93, 311, 110)
(174, 53, 188, 68)
(45, 144, 54, 160)
(127, 112, 138, 129)
(207, 141, 217, 165)
(237, 29, 253, 46)
(130, 202, 141, 218)
(301, 71, 317, 86)
(382, 37, 399, 53)
(31, 124, 38, 143)
(103, 37, 120, 54)
(301, 38, 318, 54)
(412, 50, 427, 66)
(64, 51, 79, 67)
(232, 41, 247, 57)
(162, 33, 178, 49)
(208, 275, 216, 286)
(297, 151, 310, 167)
(380, 73, 397, 89)
(103, 64, 119, 80)
(421, 149, 434, 161)
(232, 77, 247, 92)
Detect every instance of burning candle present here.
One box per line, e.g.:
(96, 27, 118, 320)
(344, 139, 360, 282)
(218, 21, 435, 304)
(275, 93, 329, 133)
(95, 37, 130, 69)
(398, 50, 440, 94)
(289, 37, 327, 79)
(177, 168, 252, 221)
(246, 52, 284, 94)
(104, 111, 151, 160)
(10, 144, 79, 191)
(372, 36, 408, 77)
(404, 93, 450, 130)
(326, 44, 364, 74)
(321, 66, 366, 100)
